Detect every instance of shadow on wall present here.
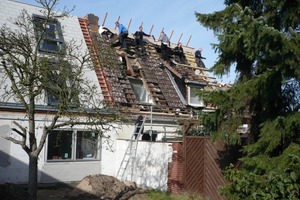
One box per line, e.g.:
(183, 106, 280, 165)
(0, 150, 72, 199)
(134, 142, 171, 190)
(0, 123, 64, 184)
(0, 150, 57, 184)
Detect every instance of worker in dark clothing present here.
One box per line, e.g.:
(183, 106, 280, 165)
(134, 26, 151, 55)
(174, 42, 186, 64)
(195, 48, 206, 68)
(134, 115, 144, 140)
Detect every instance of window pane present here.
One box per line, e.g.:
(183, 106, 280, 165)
(129, 78, 149, 102)
(46, 91, 59, 106)
(76, 131, 99, 160)
(47, 130, 73, 160)
(190, 88, 200, 104)
(40, 60, 79, 107)
(189, 86, 205, 107)
(40, 40, 62, 52)
(46, 23, 59, 39)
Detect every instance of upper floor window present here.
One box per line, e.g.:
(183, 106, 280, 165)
(187, 85, 205, 108)
(129, 78, 150, 103)
(40, 59, 79, 107)
(33, 15, 64, 53)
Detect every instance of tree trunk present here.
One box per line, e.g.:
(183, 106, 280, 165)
(28, 154, 38, 200)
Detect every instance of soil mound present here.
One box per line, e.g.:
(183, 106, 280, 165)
(0, 174, 147, 200)
(68, 174, 146, 200)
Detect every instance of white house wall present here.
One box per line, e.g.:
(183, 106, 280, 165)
(0, 112, 104, 183)
(0, 0, 105, 183)
(116, 140, 173, 191)
(0, 0, 102, 104)
(0, 113, 30, 183)
(97, 121, 175, 191)
(0, 111, 174, 190)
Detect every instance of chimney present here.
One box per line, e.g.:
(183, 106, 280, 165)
(85, 14, 99, 33)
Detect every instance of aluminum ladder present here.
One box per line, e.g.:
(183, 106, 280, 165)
(116, 116, 146, 180)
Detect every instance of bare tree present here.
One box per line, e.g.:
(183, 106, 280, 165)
(0, 0, 118, 199)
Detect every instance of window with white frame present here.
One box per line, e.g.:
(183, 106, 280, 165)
(129, 78, 150, 103)
(40, 59, 79, 107)
(187, 85, 205, 107)
(47, 130, 100, 161)
(33, 15, 64, 53)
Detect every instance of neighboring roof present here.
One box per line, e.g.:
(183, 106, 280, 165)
(79, 15, 231, 117)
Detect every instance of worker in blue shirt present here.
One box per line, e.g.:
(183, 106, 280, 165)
(115, 21, 128, 51)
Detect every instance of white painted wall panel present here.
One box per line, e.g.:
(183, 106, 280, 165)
(40, 162, 102, 183)
(116, 140, 172, 191)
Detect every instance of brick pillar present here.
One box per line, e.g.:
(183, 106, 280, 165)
(85, 14, 99, 33)
(167, 142, 184, 195)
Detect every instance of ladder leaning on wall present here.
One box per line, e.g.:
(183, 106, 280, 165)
(116, 116, 146, 181)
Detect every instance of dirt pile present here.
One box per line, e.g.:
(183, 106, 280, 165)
(68, 174, 146, 200)
(1, 174, 147, 200)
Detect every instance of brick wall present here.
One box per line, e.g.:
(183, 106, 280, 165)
(167, 142, 184, 195)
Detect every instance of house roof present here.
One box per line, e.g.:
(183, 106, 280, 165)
(79, 14, 231, 118)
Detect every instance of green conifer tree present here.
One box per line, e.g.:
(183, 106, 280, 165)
(196, 0, 300, 199)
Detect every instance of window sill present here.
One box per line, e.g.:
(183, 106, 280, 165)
(46, 159, 101, 163)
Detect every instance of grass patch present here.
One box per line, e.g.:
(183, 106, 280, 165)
(145, 190, 205, 200)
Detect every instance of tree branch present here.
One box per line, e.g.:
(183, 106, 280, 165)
(12, 120, 27, 135)
(4, 136, 30, 153)
(12, 128, 26, 138)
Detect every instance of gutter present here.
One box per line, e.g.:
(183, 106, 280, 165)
(185, 80, 208, 86)
(0, 102, 115, 115)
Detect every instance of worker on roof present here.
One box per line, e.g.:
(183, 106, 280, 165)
(195, 48, 206, 68)
(133, 26, 151, 55)
(174, 42, 186, 64)
(157, 31, 170, 61)
(115, 21, 128, 51)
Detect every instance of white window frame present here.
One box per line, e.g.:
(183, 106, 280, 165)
(128, 78, 150, 103)
(187, 85, 205, 107)
(46, 129, 101, 162)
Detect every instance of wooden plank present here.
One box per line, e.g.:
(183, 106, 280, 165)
(170, 59, 191, 67)
(196, 74, 216, 79)
(162, 61, 182, 78)
(186, 65, 212, 72)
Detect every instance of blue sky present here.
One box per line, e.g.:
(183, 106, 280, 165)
(19, 0, 235, 83)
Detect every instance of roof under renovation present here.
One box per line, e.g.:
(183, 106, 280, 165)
(78, 14, 231, 118)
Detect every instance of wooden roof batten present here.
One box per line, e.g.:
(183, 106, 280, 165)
(100, 13, 194, 48)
